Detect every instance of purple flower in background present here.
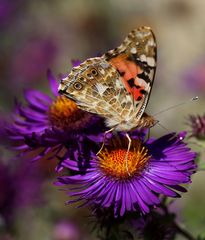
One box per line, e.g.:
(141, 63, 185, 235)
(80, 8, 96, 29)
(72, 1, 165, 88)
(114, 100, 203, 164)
(53, 220, 81, 240)
(10, 37, 58, 86)
(187, 114, 205, 140)
(6, 70, 105, 170)
(0, 0, 24, 29)
(183, 58, 205, 93)
(0, 159, 44, 227)
(57, 132, 196, 217)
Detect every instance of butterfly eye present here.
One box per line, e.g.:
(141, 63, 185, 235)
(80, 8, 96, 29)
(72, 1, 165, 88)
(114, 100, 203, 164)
(73, 82, 83, 90)
(91, 68, 98, 76)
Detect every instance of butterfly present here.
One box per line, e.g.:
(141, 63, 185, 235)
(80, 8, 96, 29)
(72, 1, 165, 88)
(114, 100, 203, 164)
(58, 26, 157, 161)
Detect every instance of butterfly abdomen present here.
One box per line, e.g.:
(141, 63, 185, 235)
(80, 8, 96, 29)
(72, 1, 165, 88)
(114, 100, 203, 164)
(105, 112, 156, 132)
(137, 112, 156, 128)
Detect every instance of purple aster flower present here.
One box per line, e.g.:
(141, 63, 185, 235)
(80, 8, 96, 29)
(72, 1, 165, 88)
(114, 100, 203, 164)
(187, 114, 205, 140)
(6, 69, 105, 170)
(57, 132, 196, 217)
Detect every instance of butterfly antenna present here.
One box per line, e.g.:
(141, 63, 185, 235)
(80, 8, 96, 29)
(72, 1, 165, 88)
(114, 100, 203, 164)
(156, 121, 172, 134)
(153, 96, 199, 117)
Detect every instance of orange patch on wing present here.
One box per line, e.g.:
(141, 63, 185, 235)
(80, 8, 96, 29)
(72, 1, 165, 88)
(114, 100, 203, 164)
(133, 86, 145, 101)
(109, 54, 143, 99)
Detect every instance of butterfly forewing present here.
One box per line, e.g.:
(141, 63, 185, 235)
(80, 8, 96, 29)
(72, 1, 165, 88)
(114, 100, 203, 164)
(103, 26, 157, 120)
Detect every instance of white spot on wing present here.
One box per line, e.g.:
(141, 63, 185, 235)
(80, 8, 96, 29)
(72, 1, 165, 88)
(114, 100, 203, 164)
(140, 54, 146, 62)
(147, 57, 155, 67)
(99, 68, 105, 75)
(130, 47, 137, 54)
(138, 78, 143, 86)
(95, 83, 108, 96)
(148, 39, 155, 46)
(100, 62, 110, 68)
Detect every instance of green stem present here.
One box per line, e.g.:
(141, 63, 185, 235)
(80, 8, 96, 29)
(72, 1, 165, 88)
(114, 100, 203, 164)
(174, 222, 197, 240)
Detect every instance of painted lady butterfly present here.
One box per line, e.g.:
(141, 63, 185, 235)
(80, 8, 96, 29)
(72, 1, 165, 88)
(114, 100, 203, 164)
(58, 26, 157, 136)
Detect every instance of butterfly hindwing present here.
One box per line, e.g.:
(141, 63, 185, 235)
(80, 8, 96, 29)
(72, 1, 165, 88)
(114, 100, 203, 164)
(59, 57, 135, 127)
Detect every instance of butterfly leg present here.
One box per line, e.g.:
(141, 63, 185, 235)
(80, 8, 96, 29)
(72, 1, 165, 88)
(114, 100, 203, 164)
(96, 127, 115, 155)
(125, 133, 131, 176)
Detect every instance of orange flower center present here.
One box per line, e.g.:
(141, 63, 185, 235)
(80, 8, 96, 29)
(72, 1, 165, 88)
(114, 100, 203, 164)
(98, 140, 150, 179)
(48, 96, 93, 131)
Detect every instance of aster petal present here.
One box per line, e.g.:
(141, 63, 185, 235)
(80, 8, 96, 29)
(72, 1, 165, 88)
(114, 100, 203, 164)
(61, 159, 82, 171)
(125, 183, 138, 211)
(120, 184, 126, 216)
(17, 106, 48, 123)
(115, 182, 123, 203)
(7, 134, 24, 140)
(98, 180, 116, 207)
(150, 161, 196, 171)
(148, 167, 189, 182)
(60, 172, 99, 183)
(13, 144, 29, 150)
(74, 176, 107, 198)
(123, 183, 132, 211)
(137, 180, 160, 205)
(47, 69, 59, 97)
(163, 153, 196, 161)
(141, 176, 179, 197)
(24, 89, 52, 110)
(129, 181, 149, 213)
(170, 185, 187, 192)
(144, 171, 187, 185)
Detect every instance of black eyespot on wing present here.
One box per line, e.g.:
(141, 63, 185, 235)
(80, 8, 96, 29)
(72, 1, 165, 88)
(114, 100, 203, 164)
(91, 68, 98, 76)
(73, 82, 83, 90)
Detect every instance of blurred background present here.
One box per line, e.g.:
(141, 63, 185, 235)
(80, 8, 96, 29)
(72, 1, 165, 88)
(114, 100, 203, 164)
(0, 0, 205, 239)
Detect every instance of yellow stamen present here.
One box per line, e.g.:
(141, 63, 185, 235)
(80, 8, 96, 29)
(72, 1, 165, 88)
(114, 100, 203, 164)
(48, 96, 92, 130)
(98, 139, 150, 179)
